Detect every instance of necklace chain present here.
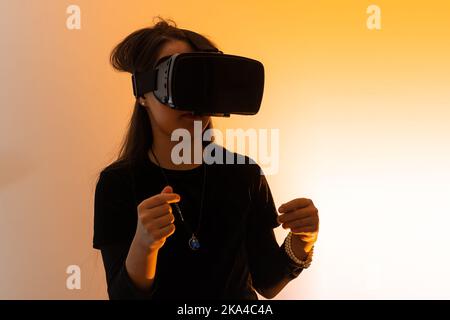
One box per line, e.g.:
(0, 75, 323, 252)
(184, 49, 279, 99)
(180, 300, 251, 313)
(149, 148, 207, 250)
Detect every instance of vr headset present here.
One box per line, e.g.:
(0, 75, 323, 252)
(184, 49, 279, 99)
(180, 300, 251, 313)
(131, 30, 265, 117)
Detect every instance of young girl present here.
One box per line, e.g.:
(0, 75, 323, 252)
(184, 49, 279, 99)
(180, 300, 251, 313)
(93, 18, 319, 300)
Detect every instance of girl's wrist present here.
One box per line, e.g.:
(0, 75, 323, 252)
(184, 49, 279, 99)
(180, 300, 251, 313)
(289, 234, 309, 260)
(131, 232, 156, 255)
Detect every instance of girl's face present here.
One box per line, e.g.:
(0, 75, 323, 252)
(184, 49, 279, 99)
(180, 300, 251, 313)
(141, 40, 211, 139)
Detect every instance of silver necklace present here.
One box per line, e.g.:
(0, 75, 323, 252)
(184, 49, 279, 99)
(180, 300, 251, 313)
(149, 148, 206, 251)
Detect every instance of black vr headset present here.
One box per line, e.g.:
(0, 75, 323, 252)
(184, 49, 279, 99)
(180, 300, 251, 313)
(131, 29, 265, 117)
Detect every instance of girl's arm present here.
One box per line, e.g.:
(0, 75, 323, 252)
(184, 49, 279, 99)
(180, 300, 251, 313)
(124, 234, 159, 291)
(100, 242, 159, 299)
(246, 169, 305, 299)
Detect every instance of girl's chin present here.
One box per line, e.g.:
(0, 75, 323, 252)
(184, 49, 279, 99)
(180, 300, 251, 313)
(180, 113, 204, 121)
(174, 114, 210, 132)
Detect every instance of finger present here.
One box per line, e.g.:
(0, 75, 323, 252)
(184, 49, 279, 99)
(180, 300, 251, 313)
(277, 208, 315, 224)
(291, 225, 318, 234)
(153, 223, 176, 240)
(151, 211, 176, 229)
(282, 217, 314, 229)
(141, 203, 173, 223)
(139, 193, 180, 210)
(278, 198, 312, 213)
(161, 185, 173, 194)
(294, 232, 317, 240)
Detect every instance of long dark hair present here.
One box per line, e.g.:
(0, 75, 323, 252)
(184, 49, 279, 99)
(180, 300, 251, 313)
(106, 17, 218, 171)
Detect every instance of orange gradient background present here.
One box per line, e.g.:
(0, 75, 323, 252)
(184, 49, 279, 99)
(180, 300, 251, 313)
(1, 0, 449, 299)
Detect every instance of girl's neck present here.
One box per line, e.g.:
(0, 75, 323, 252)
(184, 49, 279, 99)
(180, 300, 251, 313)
(150, 134, 203, 171)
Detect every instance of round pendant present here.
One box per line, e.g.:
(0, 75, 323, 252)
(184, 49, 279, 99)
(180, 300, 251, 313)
(189, 234, 200, 250)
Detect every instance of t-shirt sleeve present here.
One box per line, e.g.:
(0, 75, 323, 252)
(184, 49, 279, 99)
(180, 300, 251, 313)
(93, 169, 137, 249)
(93, 168, 158, 299)
(246, 165, 304, 298)
(100, 243, 159, 300)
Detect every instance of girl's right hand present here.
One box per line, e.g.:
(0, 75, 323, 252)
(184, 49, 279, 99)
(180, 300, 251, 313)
(134, 186, 180, 251)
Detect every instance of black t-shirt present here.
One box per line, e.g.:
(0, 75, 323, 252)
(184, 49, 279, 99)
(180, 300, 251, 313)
(93, 146, 304, 300)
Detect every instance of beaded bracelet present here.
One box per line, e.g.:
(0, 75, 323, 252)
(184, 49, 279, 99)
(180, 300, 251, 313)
(284, 232, 314, 269)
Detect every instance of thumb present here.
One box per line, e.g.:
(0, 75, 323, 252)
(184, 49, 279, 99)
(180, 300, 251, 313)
(161, 185, 173, 194)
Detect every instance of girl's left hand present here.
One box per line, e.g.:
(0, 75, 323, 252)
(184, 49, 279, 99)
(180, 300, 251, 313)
(277, 198, 319, 252)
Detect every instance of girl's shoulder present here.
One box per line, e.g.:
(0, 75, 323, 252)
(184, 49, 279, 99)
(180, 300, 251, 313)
(95, 159, 136, 190)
